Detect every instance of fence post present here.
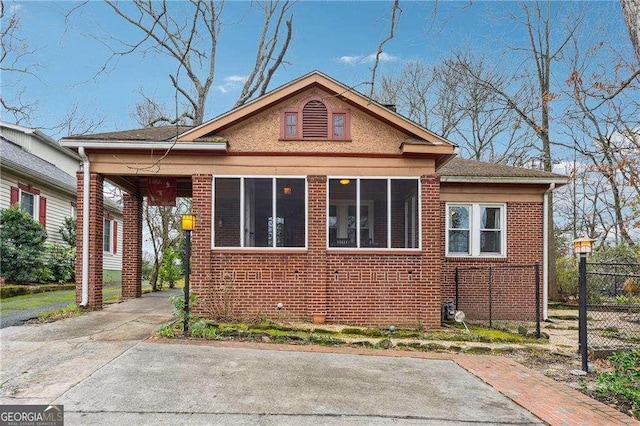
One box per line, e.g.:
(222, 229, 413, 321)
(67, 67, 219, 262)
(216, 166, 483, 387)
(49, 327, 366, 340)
(455, 267, 459, 311)
(534, 262, 541, 338)
(488, 266, 493, 328)
(578, 254, 588, 373)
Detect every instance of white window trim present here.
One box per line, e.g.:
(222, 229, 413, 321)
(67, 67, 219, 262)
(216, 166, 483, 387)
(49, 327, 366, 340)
(103, 218, 114, 255)
(327, 176, 422, 251)
(19, 189, 39, 220)
(445, 203, 507, 258)
(212, 175, 308, 250)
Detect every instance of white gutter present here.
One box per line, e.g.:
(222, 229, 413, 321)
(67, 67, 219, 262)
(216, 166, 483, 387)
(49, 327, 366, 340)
(440, 176, 568, 185)
(543, 182, 556, 320)
(78, 147, 90, 307)
(60, 140, 227, 151)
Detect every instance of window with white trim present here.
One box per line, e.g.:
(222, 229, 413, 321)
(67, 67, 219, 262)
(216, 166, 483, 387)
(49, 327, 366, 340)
(20, 191, 37, 220)
(328, 178, 420, 249)
(104, 218, 113, 253)
(213, 177, 307, 248)
(446, 203, 506, 257)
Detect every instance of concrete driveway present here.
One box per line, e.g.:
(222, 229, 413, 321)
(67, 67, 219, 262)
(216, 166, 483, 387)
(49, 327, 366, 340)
(0, 291, 542, 425)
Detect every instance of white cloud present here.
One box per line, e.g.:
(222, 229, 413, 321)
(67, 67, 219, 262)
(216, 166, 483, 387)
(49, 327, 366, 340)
(337, 52, 399, 65)
(217, 75, 248, 93)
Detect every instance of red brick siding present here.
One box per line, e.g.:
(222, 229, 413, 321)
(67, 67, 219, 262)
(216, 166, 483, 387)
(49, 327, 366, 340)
(122, 193, 142, 299)
(191, 174, 213, 316)
(441, 202, 544, 321)
(75, 172, 104, 308)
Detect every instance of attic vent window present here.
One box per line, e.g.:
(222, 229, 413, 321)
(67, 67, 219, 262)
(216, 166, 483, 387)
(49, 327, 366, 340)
(280, 96, 350, 141)
(302, 100, 328, 138)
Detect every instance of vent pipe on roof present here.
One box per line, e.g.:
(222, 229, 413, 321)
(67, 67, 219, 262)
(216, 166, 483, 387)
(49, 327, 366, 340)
(382, 104, 396, 112)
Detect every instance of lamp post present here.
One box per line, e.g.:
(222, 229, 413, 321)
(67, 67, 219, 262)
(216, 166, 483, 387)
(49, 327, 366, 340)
(574, 237, 593, 373)
(181, 213, 196, 335)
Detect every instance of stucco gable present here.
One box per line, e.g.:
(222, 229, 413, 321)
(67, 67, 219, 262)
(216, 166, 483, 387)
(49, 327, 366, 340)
(177, 71, 456, 154)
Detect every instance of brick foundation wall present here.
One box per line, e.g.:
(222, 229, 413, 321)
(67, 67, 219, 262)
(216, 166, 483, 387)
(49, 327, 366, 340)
(441, 202, 544, 321)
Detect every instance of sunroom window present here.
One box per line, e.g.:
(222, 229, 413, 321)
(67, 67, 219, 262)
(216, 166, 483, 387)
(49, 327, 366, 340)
(328, 178, 419, 249)
(213, 177, 306, 248)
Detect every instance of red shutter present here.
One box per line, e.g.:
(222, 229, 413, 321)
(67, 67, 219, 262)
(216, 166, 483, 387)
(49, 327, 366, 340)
(302, 100, 328, 138)
(10, 186, 19, 206)
(39, 197, 47, 227)
(113, 220, 118, 254)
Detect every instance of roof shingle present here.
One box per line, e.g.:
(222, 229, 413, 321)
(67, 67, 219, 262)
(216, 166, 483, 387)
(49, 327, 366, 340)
(439, 158, 566, 180)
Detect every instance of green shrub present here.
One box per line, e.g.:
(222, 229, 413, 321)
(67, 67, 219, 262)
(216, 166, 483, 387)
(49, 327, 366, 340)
(42, 244, 75, 283)
(159, 246, 183, 288)
(59, 217, 76, 248)
(596, 349, 640, 418)
(556, 256, 578, 301)
(0, 206, 48, 283)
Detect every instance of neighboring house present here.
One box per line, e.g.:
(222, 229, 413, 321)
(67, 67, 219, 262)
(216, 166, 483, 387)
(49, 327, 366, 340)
(60, 71, 566, 325)
(0, 122, 123, 281)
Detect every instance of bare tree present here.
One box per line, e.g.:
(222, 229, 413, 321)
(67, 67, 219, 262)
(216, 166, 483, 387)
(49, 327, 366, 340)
(0, 0, 39, 123)
(621, 0, 640, 63)
(99, 0, 293, 125)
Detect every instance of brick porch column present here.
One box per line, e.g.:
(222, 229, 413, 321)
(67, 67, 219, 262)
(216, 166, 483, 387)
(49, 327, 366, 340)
(75, 171, 104, 308)
(122, 193, 142, 299)
(421, 174, 441, 328)
(191, 174, 212, 315)
(306, 175, 328, 318)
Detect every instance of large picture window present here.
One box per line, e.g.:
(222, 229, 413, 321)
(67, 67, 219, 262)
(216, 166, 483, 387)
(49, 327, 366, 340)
(213, 177, 307, 248)
(328, 178, 419, 249)
(446, 203, 506, 257)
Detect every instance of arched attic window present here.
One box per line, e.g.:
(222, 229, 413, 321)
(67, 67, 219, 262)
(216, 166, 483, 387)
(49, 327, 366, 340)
(302, 100, 328, 138)
(280, 97, 350, 140)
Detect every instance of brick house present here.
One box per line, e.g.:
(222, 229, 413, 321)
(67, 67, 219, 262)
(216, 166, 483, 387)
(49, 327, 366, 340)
(60, 71, 566, 327)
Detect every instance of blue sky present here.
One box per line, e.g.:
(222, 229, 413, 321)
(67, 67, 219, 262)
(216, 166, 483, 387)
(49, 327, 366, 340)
(1, 1, 629, 137)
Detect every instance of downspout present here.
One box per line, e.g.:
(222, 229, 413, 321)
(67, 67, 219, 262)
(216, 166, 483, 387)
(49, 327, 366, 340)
(78, 147, 90, 306)
(543, 182, 555, 320)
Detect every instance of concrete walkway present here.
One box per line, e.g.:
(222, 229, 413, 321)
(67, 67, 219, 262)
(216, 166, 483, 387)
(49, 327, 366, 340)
(0, 292, 636, 425)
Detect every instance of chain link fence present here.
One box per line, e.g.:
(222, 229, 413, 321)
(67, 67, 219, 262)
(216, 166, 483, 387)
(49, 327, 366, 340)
(453, 263, 540, 337)
(586, 262, 640, 350)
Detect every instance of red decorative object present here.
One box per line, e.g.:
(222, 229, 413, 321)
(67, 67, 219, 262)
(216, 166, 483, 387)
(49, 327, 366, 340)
(148, 177, 177, 206)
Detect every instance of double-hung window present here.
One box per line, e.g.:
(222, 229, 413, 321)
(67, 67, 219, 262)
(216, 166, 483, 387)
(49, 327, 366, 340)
(104, 218, 117, 254)
(213, 177, 307, 248)
(20, 191, 37, 219)
(446, 203, 506, 257)
(328, 177, 420, 249)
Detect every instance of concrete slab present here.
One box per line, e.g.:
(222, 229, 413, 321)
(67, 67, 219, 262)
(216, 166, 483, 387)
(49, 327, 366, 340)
(0, 291, 177, 403)
(56, 343, 542, 425)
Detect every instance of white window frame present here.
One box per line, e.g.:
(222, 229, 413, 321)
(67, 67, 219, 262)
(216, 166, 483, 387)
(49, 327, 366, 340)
(19, 189, 39, 220)
(103, 218, 114, 254)
(445, 203, 507, 258)
(212, 176, 308, 250)
(327, 176, 421, 251)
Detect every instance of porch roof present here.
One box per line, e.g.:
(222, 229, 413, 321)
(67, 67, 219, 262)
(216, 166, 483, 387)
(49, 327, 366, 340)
(440, 158, 567, 185)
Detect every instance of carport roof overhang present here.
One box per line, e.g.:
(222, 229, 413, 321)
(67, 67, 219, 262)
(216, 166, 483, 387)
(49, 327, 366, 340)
(60, 140, 227, 196)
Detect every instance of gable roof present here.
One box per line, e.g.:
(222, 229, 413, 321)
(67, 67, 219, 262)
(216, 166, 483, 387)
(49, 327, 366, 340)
(440, 158, 567, 185)
(1, 121, 81, 160)
(177, 71, 456, 149)
(1, 136, 77, 194)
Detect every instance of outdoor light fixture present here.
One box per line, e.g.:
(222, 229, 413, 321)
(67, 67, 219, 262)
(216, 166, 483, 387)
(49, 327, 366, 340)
(573, 236, 594, 373)
(283, 186, 292, 195)
(339, 179, 350, 185)
(573, 237, 594, 255)
(181, 213, 196, 335)
(181, 213, 196, 231)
